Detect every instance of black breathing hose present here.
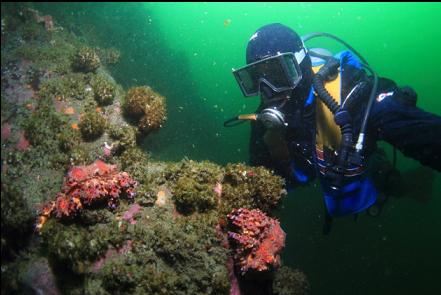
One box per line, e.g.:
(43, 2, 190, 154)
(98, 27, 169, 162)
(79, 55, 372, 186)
(303, 32, 370, 65)
(223, 116, 247, 127)
(355, 64, 378, 152)
(304, 31, 379, 154)
(312, 58, 341, 114)
(313, 58, 354, 188)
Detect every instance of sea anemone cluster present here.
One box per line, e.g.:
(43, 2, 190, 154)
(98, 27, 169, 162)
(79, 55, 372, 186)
(123, 86, 167, 135)
(104, 48, 121, 64)
(227, 208, 286, 277)
(220, 163, 287, 215)
(92, 75, 117, 106)
(36, 160, 137, 231)
(108, 124, 138, 155)
(165, 159, 223, 215)
(78, 110, 107, 140)
(72, 46, 101, 73)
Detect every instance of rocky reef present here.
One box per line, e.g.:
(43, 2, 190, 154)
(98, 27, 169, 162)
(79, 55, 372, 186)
(1, 4, 308, 295)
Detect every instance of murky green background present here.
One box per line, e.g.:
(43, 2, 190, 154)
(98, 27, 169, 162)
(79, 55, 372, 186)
(34, 2, 441, 294)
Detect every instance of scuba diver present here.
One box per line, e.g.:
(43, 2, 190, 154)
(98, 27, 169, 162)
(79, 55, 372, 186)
(224, 23, 441, 234)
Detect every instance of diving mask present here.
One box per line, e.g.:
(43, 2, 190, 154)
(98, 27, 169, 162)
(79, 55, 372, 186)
(232, 50, 306, 97)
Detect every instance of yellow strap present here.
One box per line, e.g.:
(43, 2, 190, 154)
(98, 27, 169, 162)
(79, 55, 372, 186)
(238, 114, 257, 121)
(312, 65, 342, 151)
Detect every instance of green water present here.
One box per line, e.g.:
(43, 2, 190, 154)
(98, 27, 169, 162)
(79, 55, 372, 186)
(36, 2, 441, 294)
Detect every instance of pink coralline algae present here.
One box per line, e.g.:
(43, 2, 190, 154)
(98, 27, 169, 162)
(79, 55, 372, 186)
(213, 182, 223, 198)
(16, 130, 30, 151)
(227, 208, 286, 276)
(227, 256, 242, 295)
(122, 203, 141, 225)
(1, 125, 30, 151)
(36, 160, 137, 231)
(103, 142, 113, 157)
(92, 240, 133, 273)
(1, 123, 12, 141)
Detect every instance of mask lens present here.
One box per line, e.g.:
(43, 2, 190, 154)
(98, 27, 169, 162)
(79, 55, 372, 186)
(283, 54, 301, 83)
(257, 58, 290, 89)
(235, 68, 257, 95)
(233, 53, 302, 97)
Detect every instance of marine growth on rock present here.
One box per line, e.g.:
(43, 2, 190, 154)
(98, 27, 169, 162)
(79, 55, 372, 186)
(72, 46, 101, 73)
(123, 86, 167, 134)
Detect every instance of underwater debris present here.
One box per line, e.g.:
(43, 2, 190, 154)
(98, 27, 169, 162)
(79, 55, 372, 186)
(227, 208, 286, 277)
(36, 160, 137, 231)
